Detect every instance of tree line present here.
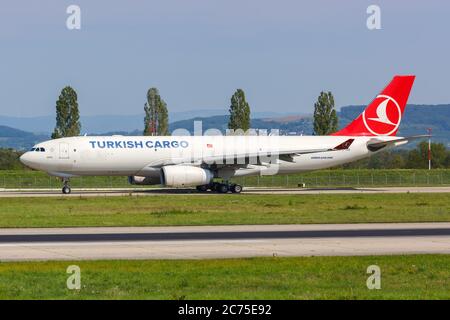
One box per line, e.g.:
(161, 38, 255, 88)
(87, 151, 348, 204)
(50, 84, 337, 137)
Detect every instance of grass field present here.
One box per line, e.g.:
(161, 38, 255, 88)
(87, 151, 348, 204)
(0, 255, 448, 299)
(0, 169, 449, 188)
(0, 193, 449, 228)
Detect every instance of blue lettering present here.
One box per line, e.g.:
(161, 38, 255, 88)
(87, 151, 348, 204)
(89, 139, 189, 150)
(180, 141, 189, 148)
(135, 141, 143, 148)
(97, 141, 106, 149)
(154, 141, 162, 148)
(145, 141, 153, 148)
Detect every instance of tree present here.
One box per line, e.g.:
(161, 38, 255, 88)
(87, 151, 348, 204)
(228, 89, 251, 133)
(407, 141, 449, 169)
(51, 86, 81, 139)
(144, 88, 169, 136)
(313, 91, 338, 135)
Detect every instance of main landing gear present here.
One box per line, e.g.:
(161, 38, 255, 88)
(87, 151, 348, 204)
(61, 179, 71, 194)
(196, 182, 243, 194)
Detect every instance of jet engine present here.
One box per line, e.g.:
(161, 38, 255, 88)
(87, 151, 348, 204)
(128, 175, 161, 185)
(161, 165, 214, 187)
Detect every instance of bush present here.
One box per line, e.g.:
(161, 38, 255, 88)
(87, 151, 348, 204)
(0, 148, 25, 170)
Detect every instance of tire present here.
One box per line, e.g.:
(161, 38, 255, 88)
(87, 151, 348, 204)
(232, 184, 242, 194)
(196, 185, 208, 192)
(62, 186, 71, 194)
(218, 184, 229, 194)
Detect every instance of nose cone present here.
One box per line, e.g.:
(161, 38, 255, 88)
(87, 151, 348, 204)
(19, 152, 34, 168)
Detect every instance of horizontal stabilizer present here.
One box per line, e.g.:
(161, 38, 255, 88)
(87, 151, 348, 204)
(367, 135, 430, 151)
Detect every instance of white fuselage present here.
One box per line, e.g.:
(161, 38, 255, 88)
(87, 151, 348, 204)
(20, 135, 396, 181)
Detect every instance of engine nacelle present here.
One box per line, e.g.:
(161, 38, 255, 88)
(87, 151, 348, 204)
(161, 165, 214, 187)
(128, 175, 161, 185)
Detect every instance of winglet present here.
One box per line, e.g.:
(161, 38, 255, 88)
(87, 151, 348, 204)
(333, 138, 354, 150)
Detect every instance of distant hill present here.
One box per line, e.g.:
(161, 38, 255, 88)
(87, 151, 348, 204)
(0, 110, 297, 134)
(0, 125, 35, 138)
(169, 115, 313, 135)
(0, 125, 49, 150)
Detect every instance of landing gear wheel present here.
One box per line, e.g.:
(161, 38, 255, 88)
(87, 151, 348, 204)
(231, 184, 242, 194)
(62, 185, 71, 194)
(196, 185, 208, 192)
(218, 184, 229, 194)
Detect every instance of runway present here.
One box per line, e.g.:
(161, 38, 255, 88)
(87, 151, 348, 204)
(1, 223, 449, 261)
(1, 186, 450, 197)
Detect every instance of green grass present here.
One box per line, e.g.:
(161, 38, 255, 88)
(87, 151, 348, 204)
(0, 193, 449, 228)
(0, 255, 448, 299)
(0, 169, 449, 188)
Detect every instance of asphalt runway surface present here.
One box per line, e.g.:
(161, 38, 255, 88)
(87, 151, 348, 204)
(1, 227, 450, 243)
(1, 223, 449, 261)
(1, 186, 450, 197)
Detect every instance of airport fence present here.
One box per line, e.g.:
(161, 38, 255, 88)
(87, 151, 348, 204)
(232, 170, 450, 188)
(0, 169, 449, 189)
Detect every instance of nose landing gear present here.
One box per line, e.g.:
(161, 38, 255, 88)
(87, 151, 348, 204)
(61, 179, 71, 194)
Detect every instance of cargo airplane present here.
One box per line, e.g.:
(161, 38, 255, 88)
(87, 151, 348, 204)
(20, 75, 426, 194)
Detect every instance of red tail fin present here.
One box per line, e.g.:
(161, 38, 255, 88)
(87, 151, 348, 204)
(332, 75, 415, 136)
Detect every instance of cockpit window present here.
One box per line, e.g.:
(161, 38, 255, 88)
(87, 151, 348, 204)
(39, 147, 45, 152)
(30, 147, 36, 151)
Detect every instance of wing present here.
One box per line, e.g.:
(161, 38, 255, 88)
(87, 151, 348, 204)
(147, 138, 355, 167)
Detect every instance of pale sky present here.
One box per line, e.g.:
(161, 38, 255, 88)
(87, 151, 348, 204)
(1, 0, 449, 117)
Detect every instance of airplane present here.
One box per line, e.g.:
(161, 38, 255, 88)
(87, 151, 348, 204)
(20, 75, 428, 194)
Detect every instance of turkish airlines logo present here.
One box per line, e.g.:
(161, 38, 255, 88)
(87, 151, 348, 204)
(362, 94, 401, 135)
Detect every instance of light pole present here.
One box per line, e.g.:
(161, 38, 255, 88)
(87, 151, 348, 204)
(427, 128, 432, 170)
